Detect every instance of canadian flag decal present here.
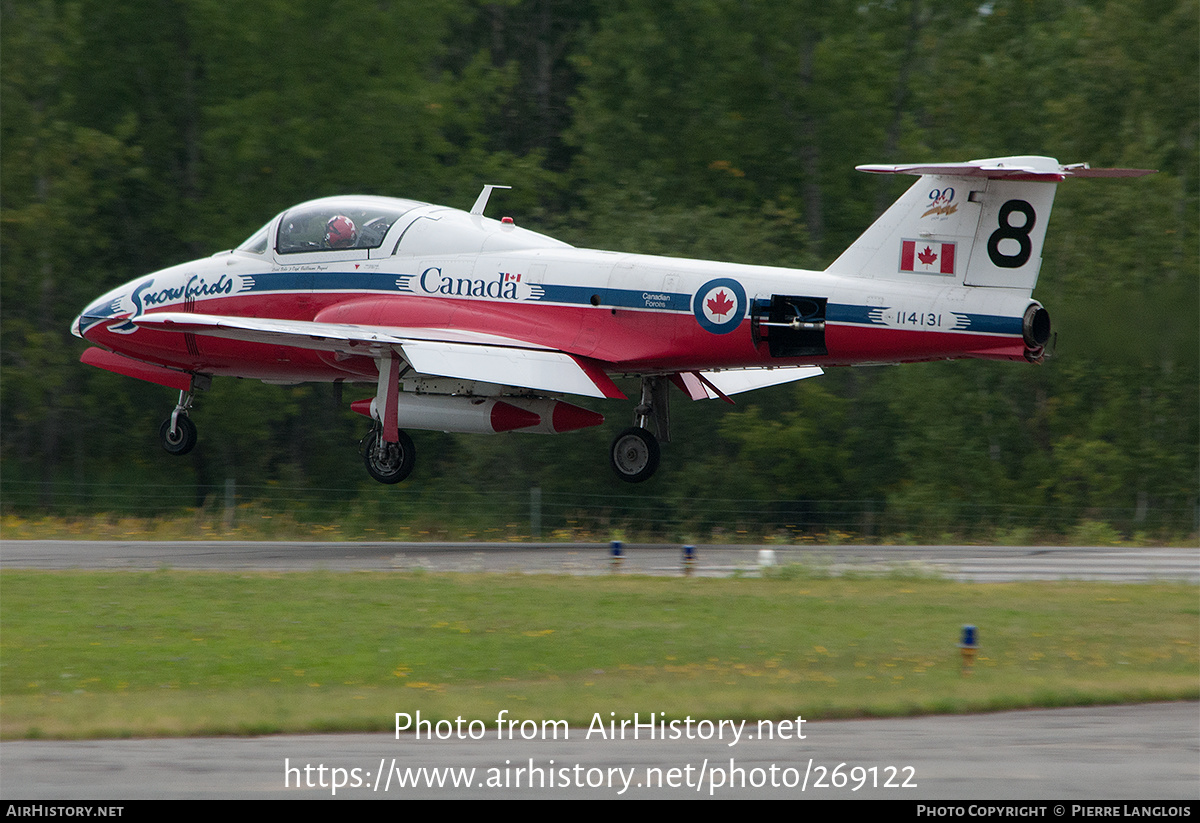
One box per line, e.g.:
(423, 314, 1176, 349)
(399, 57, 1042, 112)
(900, 240, 956, 275)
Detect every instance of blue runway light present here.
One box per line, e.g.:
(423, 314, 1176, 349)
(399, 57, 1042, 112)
(609, 540, 623, 572)
(960, 625, 978, 648)
(958, 624, 978, 676)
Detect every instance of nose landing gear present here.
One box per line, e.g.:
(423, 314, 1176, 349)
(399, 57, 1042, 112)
(159, 414, 197, 456)
(159, 384, 203, 456)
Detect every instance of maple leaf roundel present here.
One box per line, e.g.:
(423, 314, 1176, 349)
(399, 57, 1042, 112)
(693, 278, 747, 334)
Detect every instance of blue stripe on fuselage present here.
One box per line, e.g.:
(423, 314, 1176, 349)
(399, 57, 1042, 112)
(240, 272, 1023, 335)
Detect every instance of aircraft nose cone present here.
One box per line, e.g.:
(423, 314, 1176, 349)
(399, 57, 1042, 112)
(72, 305, 115, 341)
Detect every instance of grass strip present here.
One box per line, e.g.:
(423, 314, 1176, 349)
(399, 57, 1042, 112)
(2, 569, 1196, 739)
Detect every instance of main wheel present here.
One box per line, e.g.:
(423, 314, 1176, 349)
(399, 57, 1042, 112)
(610, 427, 660, 483)
(364, 429, 416, 484)
(159, 416, 197, 456)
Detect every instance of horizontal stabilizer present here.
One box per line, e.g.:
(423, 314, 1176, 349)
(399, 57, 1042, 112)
(856, 156, 1156, 181)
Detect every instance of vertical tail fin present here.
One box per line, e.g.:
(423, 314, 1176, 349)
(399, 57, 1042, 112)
(826, 156, 1154, 293)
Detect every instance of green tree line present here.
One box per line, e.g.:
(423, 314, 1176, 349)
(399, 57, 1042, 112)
(2, 0, 1196, 540)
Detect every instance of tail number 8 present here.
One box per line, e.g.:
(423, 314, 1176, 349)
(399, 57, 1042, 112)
(987, 199, 1036, 268)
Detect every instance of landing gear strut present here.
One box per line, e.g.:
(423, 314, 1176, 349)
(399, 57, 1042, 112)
(361, 424, 416, 484)
(609, 376, 670, 483)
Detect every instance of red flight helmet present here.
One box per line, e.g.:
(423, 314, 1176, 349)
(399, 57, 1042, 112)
(325, 215, 357, 248)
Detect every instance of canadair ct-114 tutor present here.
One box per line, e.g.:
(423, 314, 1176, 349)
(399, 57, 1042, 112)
(73, 156, 1152, 483)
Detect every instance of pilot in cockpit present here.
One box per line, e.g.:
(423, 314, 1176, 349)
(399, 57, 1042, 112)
(324, 215, 358, 249)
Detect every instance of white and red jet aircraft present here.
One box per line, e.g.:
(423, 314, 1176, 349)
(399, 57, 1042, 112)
(72, 156, 1151, 483)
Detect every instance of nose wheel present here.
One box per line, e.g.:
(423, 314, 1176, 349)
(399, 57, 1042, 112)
(159, 388, 199, 455)
(159, 415, 197, 455)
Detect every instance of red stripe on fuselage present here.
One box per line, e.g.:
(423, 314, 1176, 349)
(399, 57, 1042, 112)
(82, 291, 1026, 382)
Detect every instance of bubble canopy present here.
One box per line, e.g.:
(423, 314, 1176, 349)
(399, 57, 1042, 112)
(236, 196, 426, 254)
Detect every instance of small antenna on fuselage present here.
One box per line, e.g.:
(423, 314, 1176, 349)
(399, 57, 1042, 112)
(470, 184, 512, 216)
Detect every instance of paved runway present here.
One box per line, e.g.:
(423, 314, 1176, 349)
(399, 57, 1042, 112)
(4, 540, 1198, 582)
(3, 703, 1197, 799)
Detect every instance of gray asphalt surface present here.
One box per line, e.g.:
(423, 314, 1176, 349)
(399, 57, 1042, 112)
(3, 703, 1196, 799)
(4, 540, 1198, 582)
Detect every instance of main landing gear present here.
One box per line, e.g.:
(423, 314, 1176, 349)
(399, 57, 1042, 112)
(609, 376, 670, 483)
(361, 423, 416, 484)
(610, 427, 659, 483)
